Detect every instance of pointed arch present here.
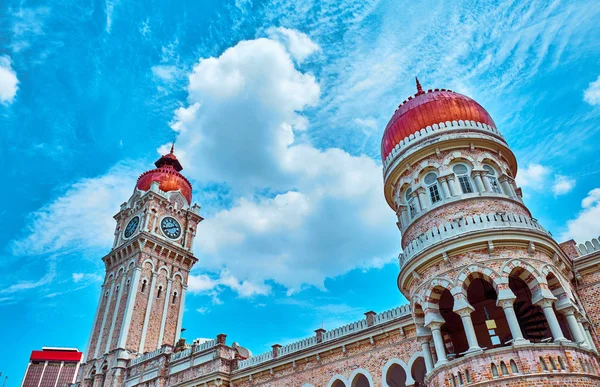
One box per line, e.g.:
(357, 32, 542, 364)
(456, 264, 502, 296)
(424, 277, 455, 310)
(349, 369, 374, 387)
(382, 358, 412, 387)
(501, 259, 545, 295)
(327, 375, 349, 387)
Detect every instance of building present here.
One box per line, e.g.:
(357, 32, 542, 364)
(21, 347, 82, 387)
(76, 80, 600, 386)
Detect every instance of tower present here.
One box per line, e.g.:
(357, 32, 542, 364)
(382, 79, 599, 385)
(79, 147, 203, 387)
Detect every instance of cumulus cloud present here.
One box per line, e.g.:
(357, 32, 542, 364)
(171, 32, 397, 293)
(11, 161, 141, 256)
(584, 75, 600, 106)
(266, 27, 319, 63)
(0, 56, 19, 104)
(552, 175, 576, 196)
(561, 188, 600, 243)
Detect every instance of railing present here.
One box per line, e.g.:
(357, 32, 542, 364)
(383, 120, 505, 174)
(576, 237, 600, 257)
(237, 305, 410, 370)
(129, 346, 168, 366)
(401, 212, 550, 265)
(169, 339, 218, 362)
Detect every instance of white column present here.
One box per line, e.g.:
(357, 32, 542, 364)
(419, 336, 434, 372)
(472, 172, 485, 193)
(106, 273, 127, 353)
(53, 362, 64, 387)
(576, 318, 592, 349)
(455, 306, 481, 352)
(85, 284, 106, 360)
(158, 279, 173, 347)
(21, 362, 31, 387)
(447, 176, 459, 196)
(537, 299, 567, 342)
(139, 272, 157, 353)
(37, 361, 48, 387)
(583, 323, 598, 352)
(410, 192, 421, 213)
(439, 177, 451, 199)
(563, 308, 588, 347)
(174, 285, 188, 343)
(417, 188, 428, 210)
(482, 174, 492, 192)
(429, 322, 448, 366)
(117, 268, 141, 349)
(497, 298, 529, 344)
(94, 280, 115, 358)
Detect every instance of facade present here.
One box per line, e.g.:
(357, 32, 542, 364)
(21, 347, 82, 387)
(76, 80, 600, 387)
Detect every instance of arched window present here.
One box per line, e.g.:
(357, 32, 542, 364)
(549, 357, 557, 371)
(458, 372, 464, 385)
(579, 358, 586, 372)
(453, 164, 473, 194)
(557, 357, 566, 370)
(126, 279, 131, 290)
(141, 279, 147, 293)
(424, 172, 442, 204)
(500, 361, 509, 375)
(465, 369, 471, 383)
(491, 363, 499, 377)
(451, 375, 457, 387)
(172, 292, 178, 305)
(510, 360, 519, 373)
(114, 286, 120, 297)
(483, 165, 502, 193)
(157, 286, 163, 299)
(405, 188, 417, 217)
(540, 357, 548, 371)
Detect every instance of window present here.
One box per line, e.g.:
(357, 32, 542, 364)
(540, 357, 548, 371)
(157, 286, 163, 299)
(458, 372, 464, 385)
(491, 363, 499, 377)
(500, 361, 509, 375)
(510, 360, 518, 373)
(465, 369, 471, 383)
(483, 165, 502, 194)
(172, 292, 178, 305)
(424, 172, 442, 204)
(141, 279, 147, 293)
(453, 164, 473, 194)
(452, 375, 457, 387)
(405, 188, 417, 217)
(549, 357, 557, 371)
(557, 357, 566, 370)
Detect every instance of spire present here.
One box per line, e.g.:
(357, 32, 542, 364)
(415, 77, 425, 95)
(170, 142, 175, 154)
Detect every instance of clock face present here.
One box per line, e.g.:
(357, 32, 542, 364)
(124, 216, 140, 238)
(161, 217, 182, 239)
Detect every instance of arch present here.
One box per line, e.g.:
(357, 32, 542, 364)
(349, 369, 374, 387)
(141, 259, 155, 271)
(424, 277, 455, 310)
(410, 356, 426, 386)
(510, 359, 519, 373)
(116, 265, 125, 277)
(126, 259, 136, 270)
(541, 265, 572, 301)
(501, 259, 545, 296)
(301, 384, 315, 387)
(491, 363, 499, 377)
(475, 152, 506, 171)
(106, 272, 115, 282)
(442, 152, 476, 169)
(172, 271, 184, 282)
(157, 266, 171, 277)
(456, 264, 501, 296)
(327, 375, 349, 387)
(411, 160, 442, 181)
(382, 358, 411, 387)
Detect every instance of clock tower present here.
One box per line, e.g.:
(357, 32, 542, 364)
(79, 146, 203, 387)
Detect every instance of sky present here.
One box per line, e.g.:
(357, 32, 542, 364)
(1, 0, 600, 382)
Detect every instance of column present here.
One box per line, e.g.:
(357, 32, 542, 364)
(499, 176, 514, 198)
(37, 361, 48, 387)
(472, 172, 485, 193)
(419, 336, 435, 372)
(417, 188, 428, 210)
(400, 207, 409, 227)
(428, 322, 448, 366)
(537, 298, 567, 342)
(455, 306, 481, 352)
(175, 285, 188, 343)
(497, 298, 529, 344)
(576, 317, 592, 349)
(410, 191, 421, 213)
(139, 272, 157, 353)
(447, 176, 458, 196)
(94, 280, 115, 358)
(53, 362, 64, 387)
(563, 308, 588, 347)
(582, 322, 598, 352)
(482, 173, 492, 192)
(85, 284, 106, 360)
(106, 273, 127, 353)
(117, 267, 141, 349)
(439, 177, 451, 199)
(158, 279, 173, 347)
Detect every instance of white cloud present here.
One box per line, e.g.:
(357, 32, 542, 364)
(561, 188, 600, 243)
(584, 75, 600, 106)
(0, 262, 56, 294)
(266, 27, 319, 63)
(171, 33, 397, 293)
(515, 163, 551, 190)
(195, 307, 210, 314)
(11, 161, 140, 256)
(72, 272, 103, 284)
(552, 175, 576, 196)
(188, 271, 271, 299)
(0, 56, 19, 104)
(151, 65, 182, 82)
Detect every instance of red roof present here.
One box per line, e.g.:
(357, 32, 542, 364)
(381, 82, 496, 161)
(30, 350, 83, 363)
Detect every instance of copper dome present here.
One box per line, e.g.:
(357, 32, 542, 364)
(381, 79, 496, 161)
(136, 147, 192, 204)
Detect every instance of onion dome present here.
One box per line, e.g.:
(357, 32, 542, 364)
(381, 78, 496, 161)
(136, 145, 192, 204)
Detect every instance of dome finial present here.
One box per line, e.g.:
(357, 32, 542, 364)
(170, 142, 175, 154)
(415, 77, 425, 95)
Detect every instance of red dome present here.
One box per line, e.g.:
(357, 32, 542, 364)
(381, 80, 496, 161)
(136, 148, 192, 204)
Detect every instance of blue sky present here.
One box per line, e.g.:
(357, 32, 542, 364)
(2, 0, 600, 381)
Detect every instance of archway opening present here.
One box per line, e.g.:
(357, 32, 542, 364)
(385, 364, 407, 387)
(509, 274, 551, 342)
(467, 278, 511, 348)
(411, 357, 426, 386)
(332, 380, 347, 387)
(439, 288, 469, 358)
(351, 373, 370, 387)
